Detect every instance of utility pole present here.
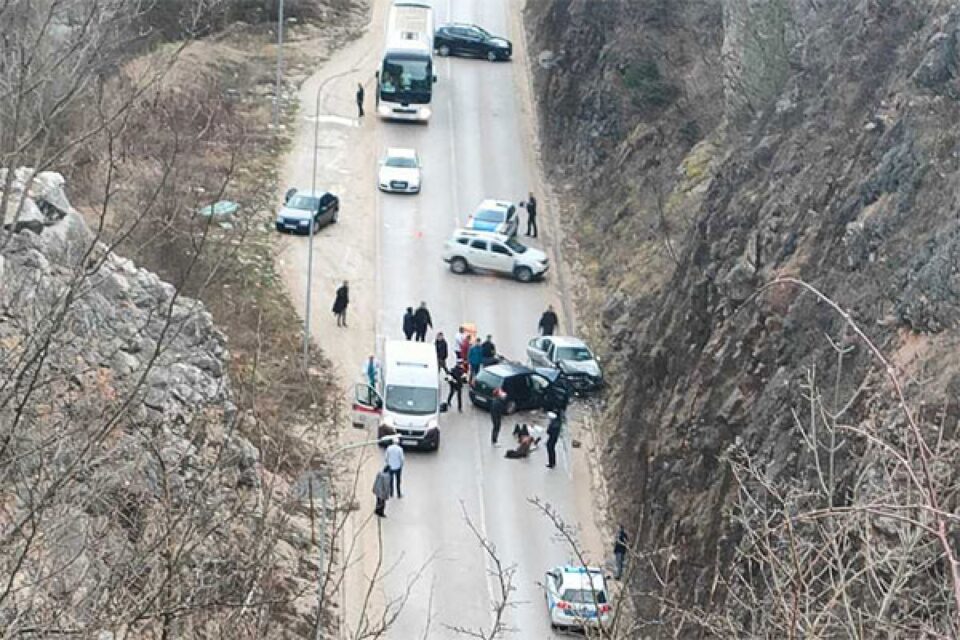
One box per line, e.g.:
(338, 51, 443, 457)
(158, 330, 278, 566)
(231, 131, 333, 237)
(273, 0, 284, 129)
(303, 76, 323, 370)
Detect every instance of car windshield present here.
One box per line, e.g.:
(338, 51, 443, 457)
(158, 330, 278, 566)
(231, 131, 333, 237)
(556, 347, 593, 362)
(561, 589, 607, 605)
(385, 156, 418, 168)
(473, 209, 504, 223)
(504, 236, 527, 253)
(380, 57, 432, 98)
(287, 195, 319, 211)
(474, 26, 492, 39)
(385, 385, 437, 415)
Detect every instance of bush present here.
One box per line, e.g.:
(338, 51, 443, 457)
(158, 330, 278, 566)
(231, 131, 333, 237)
(621, 59, 680, 110)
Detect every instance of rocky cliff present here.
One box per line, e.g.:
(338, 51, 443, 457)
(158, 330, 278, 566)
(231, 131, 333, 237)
(0, 170, 307, 636)
(528, 0, 960, 634)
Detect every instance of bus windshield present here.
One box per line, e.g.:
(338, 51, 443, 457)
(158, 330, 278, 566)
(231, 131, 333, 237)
(385, 385, 437, 415)
(380, 56, 432, 103)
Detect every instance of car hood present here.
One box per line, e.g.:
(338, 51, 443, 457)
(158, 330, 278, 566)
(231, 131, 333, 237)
(489, 37, 511, 49)
(558, 359, 601, 377)
(278, 205, 312, 222)
(523, 246, 547, 262)
(380, 166, 419, 184)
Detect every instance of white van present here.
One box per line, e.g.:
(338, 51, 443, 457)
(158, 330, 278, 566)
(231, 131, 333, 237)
(352, 340, 442, 450)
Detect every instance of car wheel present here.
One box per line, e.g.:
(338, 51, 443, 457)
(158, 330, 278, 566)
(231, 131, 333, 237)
(332, 208, 339, 224)
(438, 44, 450, 56)
(311, 218, 320, 234)
(432, 434, 440, 451)
(487, 50, 498, 62)
(505, 400, 517, 415)
(514, 266, 533, 282)
(450, 257, 469, 274)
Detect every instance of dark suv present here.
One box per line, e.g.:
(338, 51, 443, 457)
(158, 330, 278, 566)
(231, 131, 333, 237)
(434, 24, 512, 62)
(469, 362, 569, 414)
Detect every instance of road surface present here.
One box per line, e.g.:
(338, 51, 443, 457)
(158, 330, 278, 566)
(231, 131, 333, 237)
(277, 0, 605, 637)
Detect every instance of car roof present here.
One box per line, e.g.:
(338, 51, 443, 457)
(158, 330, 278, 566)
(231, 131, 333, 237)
(440, 22, 480, 29)
(546, 336, 589, 348)
(287, 190, 333, 198)
(450, 228, 512, 242)
(556, 566, 606, 591)
(476, 199, 514, 212)
(385, 147, 417, 159)
(483, 362, 533, 377)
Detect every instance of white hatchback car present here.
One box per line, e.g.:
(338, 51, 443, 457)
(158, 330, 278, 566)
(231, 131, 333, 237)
(442, 229, 548, 282)
(378, 148, 421, 193)
(544, 565, 612, 631)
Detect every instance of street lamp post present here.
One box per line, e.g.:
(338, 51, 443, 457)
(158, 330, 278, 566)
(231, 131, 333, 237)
(302, 75, 324, 370)
(312, 436, 391, 639)
(273, 0, 284, 129)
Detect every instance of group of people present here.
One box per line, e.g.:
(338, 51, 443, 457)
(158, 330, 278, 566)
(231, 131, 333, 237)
(402, 303, 434, 341)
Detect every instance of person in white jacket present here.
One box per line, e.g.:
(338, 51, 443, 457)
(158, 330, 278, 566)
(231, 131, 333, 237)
(384, 436, 405, 498)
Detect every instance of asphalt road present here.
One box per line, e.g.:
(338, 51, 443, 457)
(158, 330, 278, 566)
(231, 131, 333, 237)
(277, 0, 604, 637)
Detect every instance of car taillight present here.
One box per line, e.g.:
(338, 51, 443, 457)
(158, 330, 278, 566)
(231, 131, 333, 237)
(599, 604, 611, 613)
(556, 601, 571, 610)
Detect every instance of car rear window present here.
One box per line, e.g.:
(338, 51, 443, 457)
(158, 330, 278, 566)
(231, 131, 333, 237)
(473, 209, 503, 223)
(474, 370, 503, 391)
(561, 589, 607, 605)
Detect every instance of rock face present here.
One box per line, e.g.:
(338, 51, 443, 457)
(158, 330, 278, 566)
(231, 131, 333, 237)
(528, 0, 960, 634)
(0, 170, 286, 636)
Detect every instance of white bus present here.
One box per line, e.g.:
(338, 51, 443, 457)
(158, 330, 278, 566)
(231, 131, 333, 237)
(377, 1, 436, 122)
(352, 340, 442, 450)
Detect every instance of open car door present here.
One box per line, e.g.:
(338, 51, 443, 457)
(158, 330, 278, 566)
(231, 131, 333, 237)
(352, 383, 383, 429)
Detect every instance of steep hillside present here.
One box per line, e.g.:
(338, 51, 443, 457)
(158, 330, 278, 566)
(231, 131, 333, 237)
(527, 0, 960, 634)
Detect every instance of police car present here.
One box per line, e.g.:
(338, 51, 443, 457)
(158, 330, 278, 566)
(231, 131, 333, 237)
(543, 565, 612, 630)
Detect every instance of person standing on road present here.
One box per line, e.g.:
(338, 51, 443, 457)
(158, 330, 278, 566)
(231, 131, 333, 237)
(402, 307, 416, 340)
(435, 332, 449, 372)
(459, 332, 472, 364)
(356, 82, 365, 118)
(373, 465, 392, 517)
(490, 388, 507, 445)
(446, 360, 466, 412)
(613, 524, 629, 579)
(363, 355, 379, 389)
(468, 338, 484, 382)
(545, 410, 562, 469)
(384, 436, 405, 498)
(538, 305, 559, 336)
(454, 326, 467, 356)
(413, 302, 433, 342)
(332, 281, 349, 327)
(481, 334, 497, 364)
(522, 192, 538, 238)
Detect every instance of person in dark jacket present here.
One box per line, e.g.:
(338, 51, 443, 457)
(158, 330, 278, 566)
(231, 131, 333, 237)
(538, 305, 558, 336)
(545, 410, 562, 468)
(332, 281, 349, 327)
(522, 192, 538, 237)
(445, 360, 467, 412)
(413, 302, 432, 342)
(402, 307, 415, 340)
(480, 334, 497, 364)
(613, 524, 629, 579)
(489, 388, 507, 445)
(373, 465, 391, 517)
(468, 339, 484, 382)
(356, 83, 365, 118)
(435, 332, 449, 372)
